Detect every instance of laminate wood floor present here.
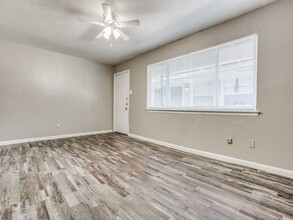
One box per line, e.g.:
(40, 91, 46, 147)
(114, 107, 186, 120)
(0, 133, 292, 220)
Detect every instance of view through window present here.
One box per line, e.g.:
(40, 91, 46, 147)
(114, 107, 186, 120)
(147, 34, 257, 111)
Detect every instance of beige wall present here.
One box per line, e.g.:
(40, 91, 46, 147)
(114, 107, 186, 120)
(0, 39, 113, 141)
(115, 0, 293, 170)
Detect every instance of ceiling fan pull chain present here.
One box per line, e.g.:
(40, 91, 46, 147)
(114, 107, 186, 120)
(111, 33, 113, 47)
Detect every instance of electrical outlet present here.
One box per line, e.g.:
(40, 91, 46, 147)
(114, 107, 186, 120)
(249, 140, 255, 149)
(227, 139, 233, 144)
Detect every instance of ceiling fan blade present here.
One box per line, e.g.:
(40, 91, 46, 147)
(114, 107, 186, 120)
(95, 29, 105, 39)
(117, 29, 130, 41)
(102, 3, 112, 23)
(78, 17, 105, 26)
(117, 20, 140, 28)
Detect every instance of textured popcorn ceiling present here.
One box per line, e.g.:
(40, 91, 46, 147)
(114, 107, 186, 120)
(0, 0, 276, 65)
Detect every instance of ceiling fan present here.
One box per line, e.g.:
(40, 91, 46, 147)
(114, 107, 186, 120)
(78, 3, 140, 45)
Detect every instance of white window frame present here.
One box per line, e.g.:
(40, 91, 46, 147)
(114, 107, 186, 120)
(147, 34, 259, 116)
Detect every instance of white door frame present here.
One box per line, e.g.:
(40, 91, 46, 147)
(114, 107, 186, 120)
(113, 70, 130, 135)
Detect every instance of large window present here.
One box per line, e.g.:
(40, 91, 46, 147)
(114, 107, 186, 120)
(147, 34, 257, 112)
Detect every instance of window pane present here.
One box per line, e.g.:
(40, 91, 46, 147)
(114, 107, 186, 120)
(217, 37, 256, 109)
(168, 56, 188, 108)
(148, 62, 167, 108)
(188, 48, 217, 108)
(193, 82, 215, 107)
(147, 35, 257, 111)
(170, 86, 183, 107)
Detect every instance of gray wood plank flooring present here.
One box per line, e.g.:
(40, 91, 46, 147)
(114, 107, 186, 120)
(0, 133, 292, 220)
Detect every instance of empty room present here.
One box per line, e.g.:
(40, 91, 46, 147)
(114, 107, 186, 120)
(0, 0, 292, 219)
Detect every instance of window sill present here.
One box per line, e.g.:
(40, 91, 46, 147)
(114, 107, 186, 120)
(146, 109, 260, 116)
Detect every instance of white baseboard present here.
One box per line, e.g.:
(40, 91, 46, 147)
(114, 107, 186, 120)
(0, 130, 113, 147)
(128, 133, 293, 179)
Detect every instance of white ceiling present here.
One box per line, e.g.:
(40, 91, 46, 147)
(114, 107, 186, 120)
(0, 0, 276, 65)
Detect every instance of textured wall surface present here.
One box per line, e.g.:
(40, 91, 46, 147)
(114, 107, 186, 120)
(0, 39, 113, 141)
(115, 0, 293, 170)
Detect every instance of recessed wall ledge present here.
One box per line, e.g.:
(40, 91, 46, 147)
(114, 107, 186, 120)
(146, 109, 261, 116)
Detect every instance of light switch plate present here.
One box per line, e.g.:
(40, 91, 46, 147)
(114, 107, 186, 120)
(249, 140, 255, 148)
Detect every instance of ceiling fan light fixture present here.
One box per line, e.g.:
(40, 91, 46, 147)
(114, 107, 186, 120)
(78, 3, 140, 44)
(113, 29, 120, 39)
(103, 32, 110, 40)
(103, 26, 112, 39)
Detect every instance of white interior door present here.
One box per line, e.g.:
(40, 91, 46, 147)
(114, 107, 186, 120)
(114, 71, 129, 134)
